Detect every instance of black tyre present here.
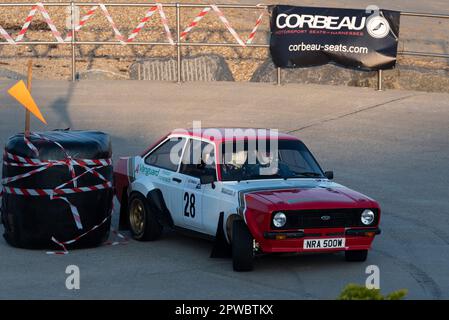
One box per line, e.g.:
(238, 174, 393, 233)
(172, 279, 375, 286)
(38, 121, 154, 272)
(128, 193, 162, 241)
(2, 192, 111, 249)
(2, 204, 21, 248)
(345, 250, 368, 262)
(232, 220, 254, 271)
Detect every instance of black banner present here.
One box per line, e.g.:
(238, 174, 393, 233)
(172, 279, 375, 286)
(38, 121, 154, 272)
(270, 5, 401, 70)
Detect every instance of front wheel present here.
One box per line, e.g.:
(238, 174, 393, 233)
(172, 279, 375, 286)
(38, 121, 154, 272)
(345, 250, 368, 262)
(128, 193, 162, 241)
(232, 220, 254, 271)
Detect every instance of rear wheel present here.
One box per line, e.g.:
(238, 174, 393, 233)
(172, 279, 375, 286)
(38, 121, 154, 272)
(128, 193, 162, 241)
(232, 220, 254, 271)
(345, 250, 368, 262)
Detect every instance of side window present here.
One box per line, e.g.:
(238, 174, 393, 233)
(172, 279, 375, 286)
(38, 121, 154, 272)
(180, 140, 217, 179)
(144, 137, 186, 172)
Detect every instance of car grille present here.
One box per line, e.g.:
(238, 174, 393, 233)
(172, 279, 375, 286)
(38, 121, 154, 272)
(272, 209, 378, 230)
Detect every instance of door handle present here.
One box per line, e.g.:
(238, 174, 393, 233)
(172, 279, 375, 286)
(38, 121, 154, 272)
(172, 177, 182, 183)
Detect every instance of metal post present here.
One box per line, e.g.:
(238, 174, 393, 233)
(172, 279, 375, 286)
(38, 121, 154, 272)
(25, 59, 32, 135)
(176, 3, 181, 83)
(377, 69, 383, 91)
(276, 67, 281, 86)
(71, 1, 76, 81)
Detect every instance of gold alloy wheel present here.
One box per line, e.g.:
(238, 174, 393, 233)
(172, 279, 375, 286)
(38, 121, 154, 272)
(129, 198, 145, 236)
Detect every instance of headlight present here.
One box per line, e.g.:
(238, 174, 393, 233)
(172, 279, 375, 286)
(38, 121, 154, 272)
(361, 209, 375, 225)
(273, 212, 287, 228)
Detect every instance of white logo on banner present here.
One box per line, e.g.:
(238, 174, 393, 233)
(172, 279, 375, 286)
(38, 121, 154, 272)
(366, 16, 390, 39)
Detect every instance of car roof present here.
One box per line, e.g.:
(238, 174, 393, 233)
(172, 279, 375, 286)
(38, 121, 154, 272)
(170, 128, 299, 142)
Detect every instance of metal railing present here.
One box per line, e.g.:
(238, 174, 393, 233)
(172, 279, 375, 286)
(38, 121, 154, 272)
(0, 2, 448, 90)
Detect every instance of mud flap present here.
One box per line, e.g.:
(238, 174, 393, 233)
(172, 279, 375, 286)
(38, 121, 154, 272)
(118, 190, 129, 231)
(147, 189, 174, 228)
(210, 212, 232, 258)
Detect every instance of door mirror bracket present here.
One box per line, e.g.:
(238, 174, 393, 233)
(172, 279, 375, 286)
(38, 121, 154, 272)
(200, 174, 216, 188)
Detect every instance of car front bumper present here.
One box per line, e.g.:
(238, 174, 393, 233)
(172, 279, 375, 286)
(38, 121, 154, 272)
(258, 227, 381, 253)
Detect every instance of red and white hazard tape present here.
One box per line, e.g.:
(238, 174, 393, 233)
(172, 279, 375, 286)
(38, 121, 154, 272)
(46, 197, 129, 255)
(15, 3, 64, 43)
(211, 5, 245, 47)
(1, 2, 264, 47)
(3, 150, 112, 167)
(36, 2, 64, 43)
(126, 6, 158, 42)
(1, 158, 112, 229)
(157, 3, 175, 45)
(97, 3, 174, 45)
(0, 25, 15, 44)
(1, 134, 112, 230)
(0, 133, 127, 255)
(64, 5, 98, 42)
(99, 3, 125, 44)
(2, 179, 112, 233)
(14, 5, 38, 43)
(0, 2, 163, 44)
(2, 181, 113, 197)
(1, 161, 56, 185)
(180, 7, 211, 39)
(1, 3, 64, 44)
(180, 5, 265, 46)
(23, 135, 39, 157)
(46, 202, 129, 255)
(92, 3, 174, 44)
(246, 11, 264, 44)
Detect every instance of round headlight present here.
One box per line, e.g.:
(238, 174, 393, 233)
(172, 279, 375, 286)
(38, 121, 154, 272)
(361, 209, 375, 225)
(273, 212, 287, 228)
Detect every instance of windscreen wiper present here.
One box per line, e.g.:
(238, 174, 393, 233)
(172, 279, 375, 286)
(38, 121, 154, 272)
(294, 172, 322, 177)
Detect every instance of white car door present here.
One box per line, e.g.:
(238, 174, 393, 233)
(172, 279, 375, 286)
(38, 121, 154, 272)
(142, 136, 187, 226)
(178, 138, 217, 232)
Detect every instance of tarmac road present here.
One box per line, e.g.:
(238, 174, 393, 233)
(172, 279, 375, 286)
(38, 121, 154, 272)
(0, 80, 448, 299)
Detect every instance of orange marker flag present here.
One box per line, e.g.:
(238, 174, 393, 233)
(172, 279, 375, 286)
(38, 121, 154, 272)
(7, 80, 47, 125)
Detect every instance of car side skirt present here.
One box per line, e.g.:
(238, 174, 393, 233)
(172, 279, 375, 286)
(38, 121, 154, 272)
(173, 226, 216, 242)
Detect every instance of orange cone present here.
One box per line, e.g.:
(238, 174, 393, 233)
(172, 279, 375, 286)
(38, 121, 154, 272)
(8, 80, 47, 125)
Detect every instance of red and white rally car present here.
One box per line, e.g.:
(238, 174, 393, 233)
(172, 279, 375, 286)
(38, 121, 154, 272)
(114, 128, 381, 271)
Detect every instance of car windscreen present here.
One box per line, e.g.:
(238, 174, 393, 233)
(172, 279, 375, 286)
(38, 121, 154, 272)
(220, 139, 324, 181)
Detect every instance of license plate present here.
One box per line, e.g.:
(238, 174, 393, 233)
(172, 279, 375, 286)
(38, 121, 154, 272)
(303, 238, 345, 250)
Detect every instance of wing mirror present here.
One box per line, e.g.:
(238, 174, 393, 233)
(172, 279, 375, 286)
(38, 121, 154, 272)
(200, 174, 216, 187)
(324, 171, 334, 180)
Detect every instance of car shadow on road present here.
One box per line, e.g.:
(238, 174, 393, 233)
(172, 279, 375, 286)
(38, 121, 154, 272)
(156, 228, 349, 268)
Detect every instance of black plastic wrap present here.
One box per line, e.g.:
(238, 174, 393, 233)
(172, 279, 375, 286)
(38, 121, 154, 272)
(1, 130, 113, 249)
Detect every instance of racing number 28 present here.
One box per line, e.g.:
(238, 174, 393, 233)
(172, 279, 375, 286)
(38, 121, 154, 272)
(184, 192, 195, 218)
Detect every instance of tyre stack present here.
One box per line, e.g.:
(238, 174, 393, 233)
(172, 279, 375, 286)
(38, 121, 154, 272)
(0, 130, 113, 249)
